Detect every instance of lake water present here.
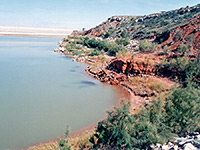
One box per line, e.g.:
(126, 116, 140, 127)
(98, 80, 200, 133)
(0, 36, 117, 149)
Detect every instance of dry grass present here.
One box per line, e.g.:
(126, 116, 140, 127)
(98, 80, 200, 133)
(146, 80, 165, 92)
(28, 141, 58, 150)
(69, 131, 94, 149)
(28, 131, 94, 150)
(116, 50, 128, 57)
(129, 76, 166, 92)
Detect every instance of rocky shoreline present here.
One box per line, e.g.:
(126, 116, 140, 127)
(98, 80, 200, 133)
(55, 41, 176, 111)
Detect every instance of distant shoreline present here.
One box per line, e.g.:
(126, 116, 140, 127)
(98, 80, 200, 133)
(0, 32, 68, 37)
(0, 26, 74, 37)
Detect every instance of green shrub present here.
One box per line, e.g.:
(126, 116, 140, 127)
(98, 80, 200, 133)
(159, 56, 200, 85)
(104, 31, 111, 38)
(164, 85, 200, 135)
(81, 37, 126, 56)
(65, 43, 82, 50)
(121, 30, 129, 38)
(82, 38, 109, 52)
(89, 49, 104, 56)
(159, 56, 190, 81)
(90, 85, 200, 148)
(139, 39, 157, 53)
(107, 42, 127, 56)
(90, 100, 172, 149)
(185, 56, 200, 87)
(131, 54, 135, 60)
(177, 43, 189, 55)
(58, 126, 71, 150)
(163, 45, 169, 54)
(90, 101, 135, 149)
(116, 38, 130, 46)
(104, 29, 115, 38)
(75, 39, 84, 45)
(133, 100, 172, 148)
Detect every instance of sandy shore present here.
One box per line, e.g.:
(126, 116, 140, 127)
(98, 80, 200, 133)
(0, 26, 74, 37)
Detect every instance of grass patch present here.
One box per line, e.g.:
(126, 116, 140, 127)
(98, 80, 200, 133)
(129, 76, 166, 92)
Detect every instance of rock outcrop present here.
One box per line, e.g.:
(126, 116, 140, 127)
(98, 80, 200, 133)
(86, 55, 162, 93)
(86, 56, 159, 84)
(108, 57, 158, 76)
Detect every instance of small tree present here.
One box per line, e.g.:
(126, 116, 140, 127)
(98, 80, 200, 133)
(121, 30, 129, 38)
(90, 101, 135, 149)
(133, 100, 172, 148)
(185, 56, 200, 87)
(104, 30, 113, 38)
(163, 45, 169, 55)
(164, 86, 200, 135)
(90, 100, 172, 149)
(177, 43, 189, 55)
(58, 125, 71, 150)
(108, 42, 127, 56)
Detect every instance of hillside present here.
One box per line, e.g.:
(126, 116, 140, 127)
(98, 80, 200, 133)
(73, 4, 200, 53)
(158, 13, 200, 53)
(83, 4, 200, 39)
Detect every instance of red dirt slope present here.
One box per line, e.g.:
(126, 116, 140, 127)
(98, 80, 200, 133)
(160, 14, 200, 54)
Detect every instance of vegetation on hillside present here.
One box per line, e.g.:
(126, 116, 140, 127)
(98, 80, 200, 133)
(85, 4, 200, 40)
(158, 55, 200, 86)
(139, 39, 157, 52)
(63, 36, 128, 57)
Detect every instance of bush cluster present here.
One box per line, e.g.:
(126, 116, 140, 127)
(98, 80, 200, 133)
(82, 37, 127, 56)
(160, 56, 200, 86)
(139, 39, 157, 52)
(90, 82, 200, 149)
(115, 38, 130, 46)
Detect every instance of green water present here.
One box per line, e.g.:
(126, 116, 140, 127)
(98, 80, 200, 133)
(0, 36, 117, 149)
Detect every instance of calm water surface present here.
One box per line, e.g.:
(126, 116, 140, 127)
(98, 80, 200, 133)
(0, 36, 117, 149)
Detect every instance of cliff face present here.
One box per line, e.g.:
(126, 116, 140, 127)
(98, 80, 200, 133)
(108, 55, 159, 76)
(86, 54, 174, 103)
(86, 54, 161, 86)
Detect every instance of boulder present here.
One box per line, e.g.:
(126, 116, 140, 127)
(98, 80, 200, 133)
(162, 145, 170, 150)
(183, 143, 197, 150)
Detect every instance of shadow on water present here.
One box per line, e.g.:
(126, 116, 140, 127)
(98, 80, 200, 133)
(70, 69, 76, 72)
(80, 80, 97, 86)
(77, 81, 97, 88)
(62, 80, 97, 89)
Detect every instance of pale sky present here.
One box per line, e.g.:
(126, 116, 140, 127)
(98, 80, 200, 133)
(0, 0, 199, 30)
